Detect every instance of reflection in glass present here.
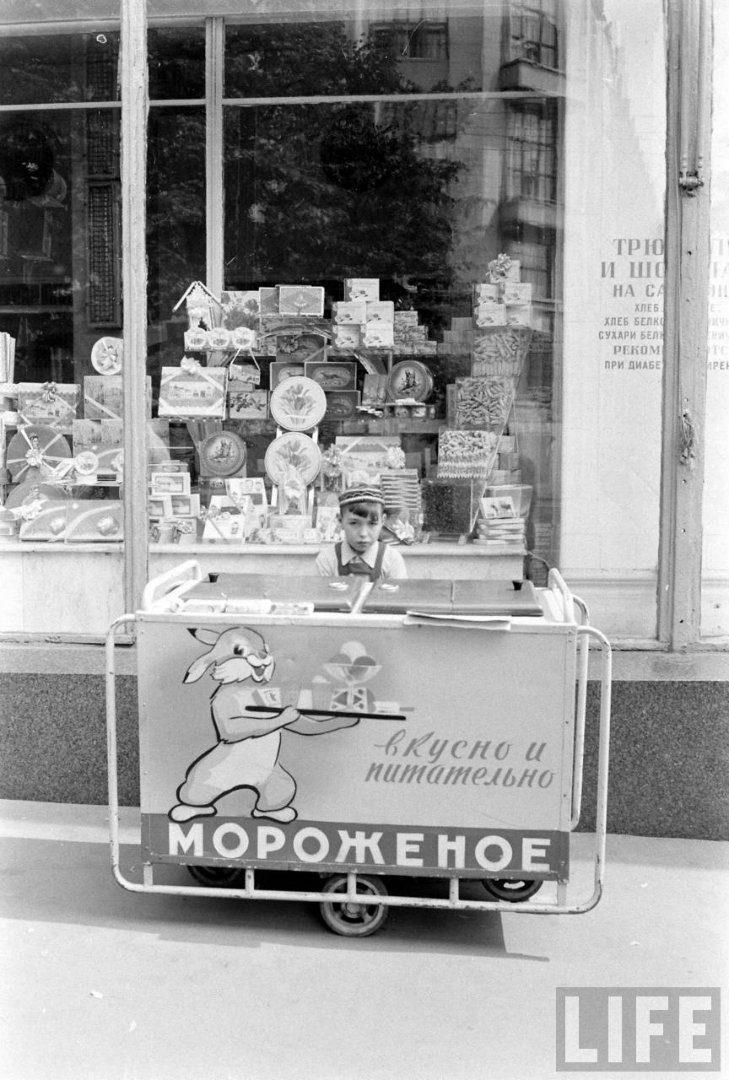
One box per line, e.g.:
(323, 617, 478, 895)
(0, 32, 119, 105)
(149, 28, 205, 101)
(221, 10, 561, 568)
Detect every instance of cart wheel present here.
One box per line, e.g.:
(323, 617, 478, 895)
(481, 877, 542, 902)
(319, 874, 388, 937)
(187, 865, 245, 887)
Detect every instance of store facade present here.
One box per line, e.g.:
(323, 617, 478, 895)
(0, 0, 727, 837)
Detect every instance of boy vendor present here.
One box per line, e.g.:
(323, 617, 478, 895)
(315, 486, 408, 582)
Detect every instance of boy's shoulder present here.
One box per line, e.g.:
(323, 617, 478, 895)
(382, 542, 408, 577)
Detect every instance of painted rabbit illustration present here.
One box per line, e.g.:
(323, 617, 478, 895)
(168, 626, 359, 824)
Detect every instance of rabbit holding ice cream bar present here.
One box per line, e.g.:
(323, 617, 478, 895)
(168, 626, 363, 825)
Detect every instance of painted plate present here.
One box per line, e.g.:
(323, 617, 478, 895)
(387, 360, 434, 403)
(4, 480, 68, 510)
(6, 425, 72, 482)
(91, 336, 123, 375)
(264, 431, 322, 487)
(198, 430, 248, 477)
(269, 375, 327, 431)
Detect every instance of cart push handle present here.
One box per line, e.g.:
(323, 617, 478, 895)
(547, 567, 576, 624)
(141, 559, 203, 612)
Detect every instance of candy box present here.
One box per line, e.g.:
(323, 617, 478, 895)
(258, 287, 280, 315)
(472, 283, 500, 303)
(258, 316, 329, 354)
(365, 301, 395, 323)
(332, 301, 367, 325)
(72, 419, 123, 477)
(17, 383, 78, 431)
(343, 278, 379, 302)
(83, 376, 152, 421)
(269, 362, 306, 389)
(158, 363, 226, 418)
(305, 362, 357, 392)
(393, 310, 420, 327)
(278, 285, 325, 317)
(474, 304, 507, 328)
(502, 282, 533, 306)
(219, 290, 260, 330)
(331, 325, 362, 350)
(228, 359, 261, 390)
(275, 331, 327, 364)
(201, 495, 249, 542)
(149, 471, 191, 496)
(227, 388, 268, 420)
(363, 322, 394, 348)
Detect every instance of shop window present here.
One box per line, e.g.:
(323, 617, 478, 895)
(505, 106, 557, 203)
(507, 0, 559, 69)
(371, 21, 449, 62)
(378, 99, 459, 144)
(0, 32, 119, 106)
(148, 27, 205, 101)
(0, 1, 675, 647)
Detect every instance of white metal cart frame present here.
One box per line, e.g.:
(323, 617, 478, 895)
(105, 564, 611, 933)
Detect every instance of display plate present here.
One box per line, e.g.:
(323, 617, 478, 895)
(264, 431, 322, 486)
(198, 430, 248, 477)
(387, 360, 433, 402)
(269, 375, 326, 431)
(6, 425, 72, 482)
(90, 336, 123, 375)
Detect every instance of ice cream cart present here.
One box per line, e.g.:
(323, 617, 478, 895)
(105, 560, 611, 936)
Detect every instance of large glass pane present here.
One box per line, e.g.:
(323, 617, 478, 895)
(702, 1, 729, 639)
(0, 32, 119, 105)
(145, 0, 663, 644)
(204, 2, 562, 570)
(146, 105, 207, 491)
(148, 27, 205, 100)
(0, 99, 124, 633)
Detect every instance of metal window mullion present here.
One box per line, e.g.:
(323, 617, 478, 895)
(658, 0, 712, 647)
(206, 17, 224, 296)
(120, 0, 149, 617)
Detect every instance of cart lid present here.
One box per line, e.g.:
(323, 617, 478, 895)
(450, 579, 543, 617)
(362, 578, 543, 616)
(185, 573, 362, 612)
(361, 579, 454, 614)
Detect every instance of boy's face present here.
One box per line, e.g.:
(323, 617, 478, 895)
(340, 504, 383, 553)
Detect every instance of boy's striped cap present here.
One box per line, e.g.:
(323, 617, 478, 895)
(338, 486, 385, 508)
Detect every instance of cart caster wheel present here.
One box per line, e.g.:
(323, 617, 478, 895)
(481, 877, 542, 903)
(319, 874, 388, 937)
(187, 865, 245, 887)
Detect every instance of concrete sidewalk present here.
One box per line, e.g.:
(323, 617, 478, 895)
(0, 800, 727, 1080)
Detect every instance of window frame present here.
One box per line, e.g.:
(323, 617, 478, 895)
(0, 0, 722, 658)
